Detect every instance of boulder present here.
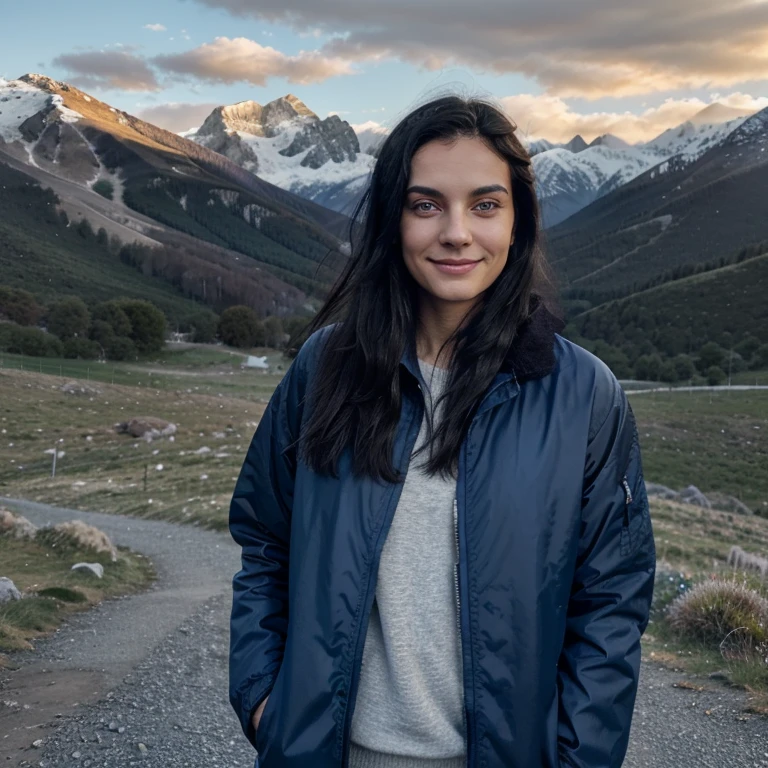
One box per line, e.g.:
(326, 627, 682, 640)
(707, 492, 754, 516)
(116, 417, 177, 440)
(0, 508, 38, 540)
(71, 562, 104, 578)
(0, 577, 22, 603)
(645, 483, 680, 501)
(679, 485, 712, 509)
(60, 381, 102, 397)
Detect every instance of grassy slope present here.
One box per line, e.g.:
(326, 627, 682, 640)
(569, 253, 768, 347)
(0, 163, 210, 323)
(628, 389, 768, 513)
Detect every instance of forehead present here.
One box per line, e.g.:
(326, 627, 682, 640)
(408, 136, 511, 189)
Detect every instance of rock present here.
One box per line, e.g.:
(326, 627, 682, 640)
(679, 485, 712, 508)
(116, 417, 177, 440)
(137, 742, 148, 754)
(645, 482, 680, 501)
(71, 562, 104, 579)
(60, 381, 102, 397)
(709, 670, 730, 682)
(0, 508, 38, 540)
(32, 739, 44, 748)
(0, 577, 22, 603)
(706, 491, 754, 516)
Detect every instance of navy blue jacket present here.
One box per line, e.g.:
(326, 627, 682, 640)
(229, 308, 656, 768)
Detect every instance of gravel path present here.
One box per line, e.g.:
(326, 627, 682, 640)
(1, 498, 768, 767)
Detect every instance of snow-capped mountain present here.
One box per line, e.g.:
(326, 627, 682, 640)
(530, 104, 758, 226)
(533, 145, 664, 227)
(187, 96, 376, 215)
(353, 120, 389, 156)
(644, 113, 751, 159)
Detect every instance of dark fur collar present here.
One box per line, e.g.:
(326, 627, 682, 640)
(500, 295, 565, 382)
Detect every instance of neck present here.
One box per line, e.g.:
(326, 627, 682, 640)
(415, 294, 477, 367)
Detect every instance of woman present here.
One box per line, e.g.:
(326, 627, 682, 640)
(229, 94, 656, 768)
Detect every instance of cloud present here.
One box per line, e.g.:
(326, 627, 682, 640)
(499, 92, 768, 144)
(153, 36, 355, 85)
(52, 50, 162, 92)
(135, 102, 220, 133)
(186, 0, 768, 99)
(144, 23, 167, 32)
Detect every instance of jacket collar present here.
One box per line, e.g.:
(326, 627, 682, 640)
(400, 294, 565, 386)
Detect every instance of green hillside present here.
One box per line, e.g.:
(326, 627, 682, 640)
(567, 253, 768, 379)
(0, 163, 208, 325)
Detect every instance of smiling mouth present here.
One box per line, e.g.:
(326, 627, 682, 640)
(427, 258, 481, 274)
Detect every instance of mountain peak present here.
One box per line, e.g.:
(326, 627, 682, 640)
(564, 134, 589, 153)
(689, 102, 752, 127)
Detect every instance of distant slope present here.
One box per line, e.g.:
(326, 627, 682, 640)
(547, 106, 768, 302)
(0, 75, 350, 300)
(0, 162, 209, 323)
(569, 253, 768, 352)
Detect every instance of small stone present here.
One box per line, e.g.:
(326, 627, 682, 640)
(137, 743, 148, 754)
(32, 739, 43, 748)
(71, 752, 81, 760)
(108, 722, 119, 732)
(118, 726, 125, 734)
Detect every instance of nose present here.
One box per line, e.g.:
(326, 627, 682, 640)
(438, 208, 472, 248)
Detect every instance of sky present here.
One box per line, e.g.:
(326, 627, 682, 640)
(2, 0, 768, 144)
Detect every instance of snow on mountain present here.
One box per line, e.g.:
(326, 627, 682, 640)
(588, 133, 631, 150)
(533, 144, 663, 227)
(352, 120, 389, 155)
(644, 114, 750, 159)
(188, 96, 376, 215)
(0, 76, 82, 144)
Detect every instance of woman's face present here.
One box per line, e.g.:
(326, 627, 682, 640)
(400, 135, 515, 314)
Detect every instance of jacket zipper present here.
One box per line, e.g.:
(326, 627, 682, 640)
(453, 495, 468, 748)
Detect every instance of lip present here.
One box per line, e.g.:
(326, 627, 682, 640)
(428, 259, 481, 275)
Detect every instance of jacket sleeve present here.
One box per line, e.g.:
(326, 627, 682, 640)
(557, 373, 656, 768)
(228, 339, 312, 747)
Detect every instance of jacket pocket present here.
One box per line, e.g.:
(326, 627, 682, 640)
(620, 474, 652, 558)
(254, 667, 282, 757)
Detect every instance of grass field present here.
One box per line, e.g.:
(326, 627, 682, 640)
(628, 389, 768, 514)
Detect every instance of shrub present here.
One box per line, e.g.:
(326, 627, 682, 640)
(114, 299, 166, 353)
(0, 286, 43, 325)
(92, 180, 114, 200)
(105, 336, 137, 361)
(62, 338, 101, 360)
(219, 305, 260, 348)
(706, 365, 726, 386)
(666, 577, 768, 655)
(47, 296, 90, 341)
(0, 324, 62, 357)
(36, 520, 118, 562)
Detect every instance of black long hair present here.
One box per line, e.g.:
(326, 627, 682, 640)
(296, 93, 550, 483)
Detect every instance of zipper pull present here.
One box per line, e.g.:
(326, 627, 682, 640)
(622, 476, 633, 505)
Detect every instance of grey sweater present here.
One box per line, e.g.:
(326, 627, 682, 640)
(349, 359, 466, 768)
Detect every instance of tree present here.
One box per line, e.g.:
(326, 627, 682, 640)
(105, 336, 137, 361)
(185, 310, 219, 343)
(115, 299, 166, 353)
(47, 297, 90, 341)
(91, 300, 133, 339)
(697, 342, 725, 373)
(673, 354, 696, 382)
(0, 286, 43, 326)
(263, 316, 285, 349)
(752, 344, 768, 370)
(63, 338, 101, 360)
(659, 361, 679, 383)
(219, 305, 259, 348)
(706, 365, 726, 386)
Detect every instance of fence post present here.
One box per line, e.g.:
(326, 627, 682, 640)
(51, 449, 57, 478)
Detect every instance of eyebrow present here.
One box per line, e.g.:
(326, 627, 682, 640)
(405, 184, 509, 198)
